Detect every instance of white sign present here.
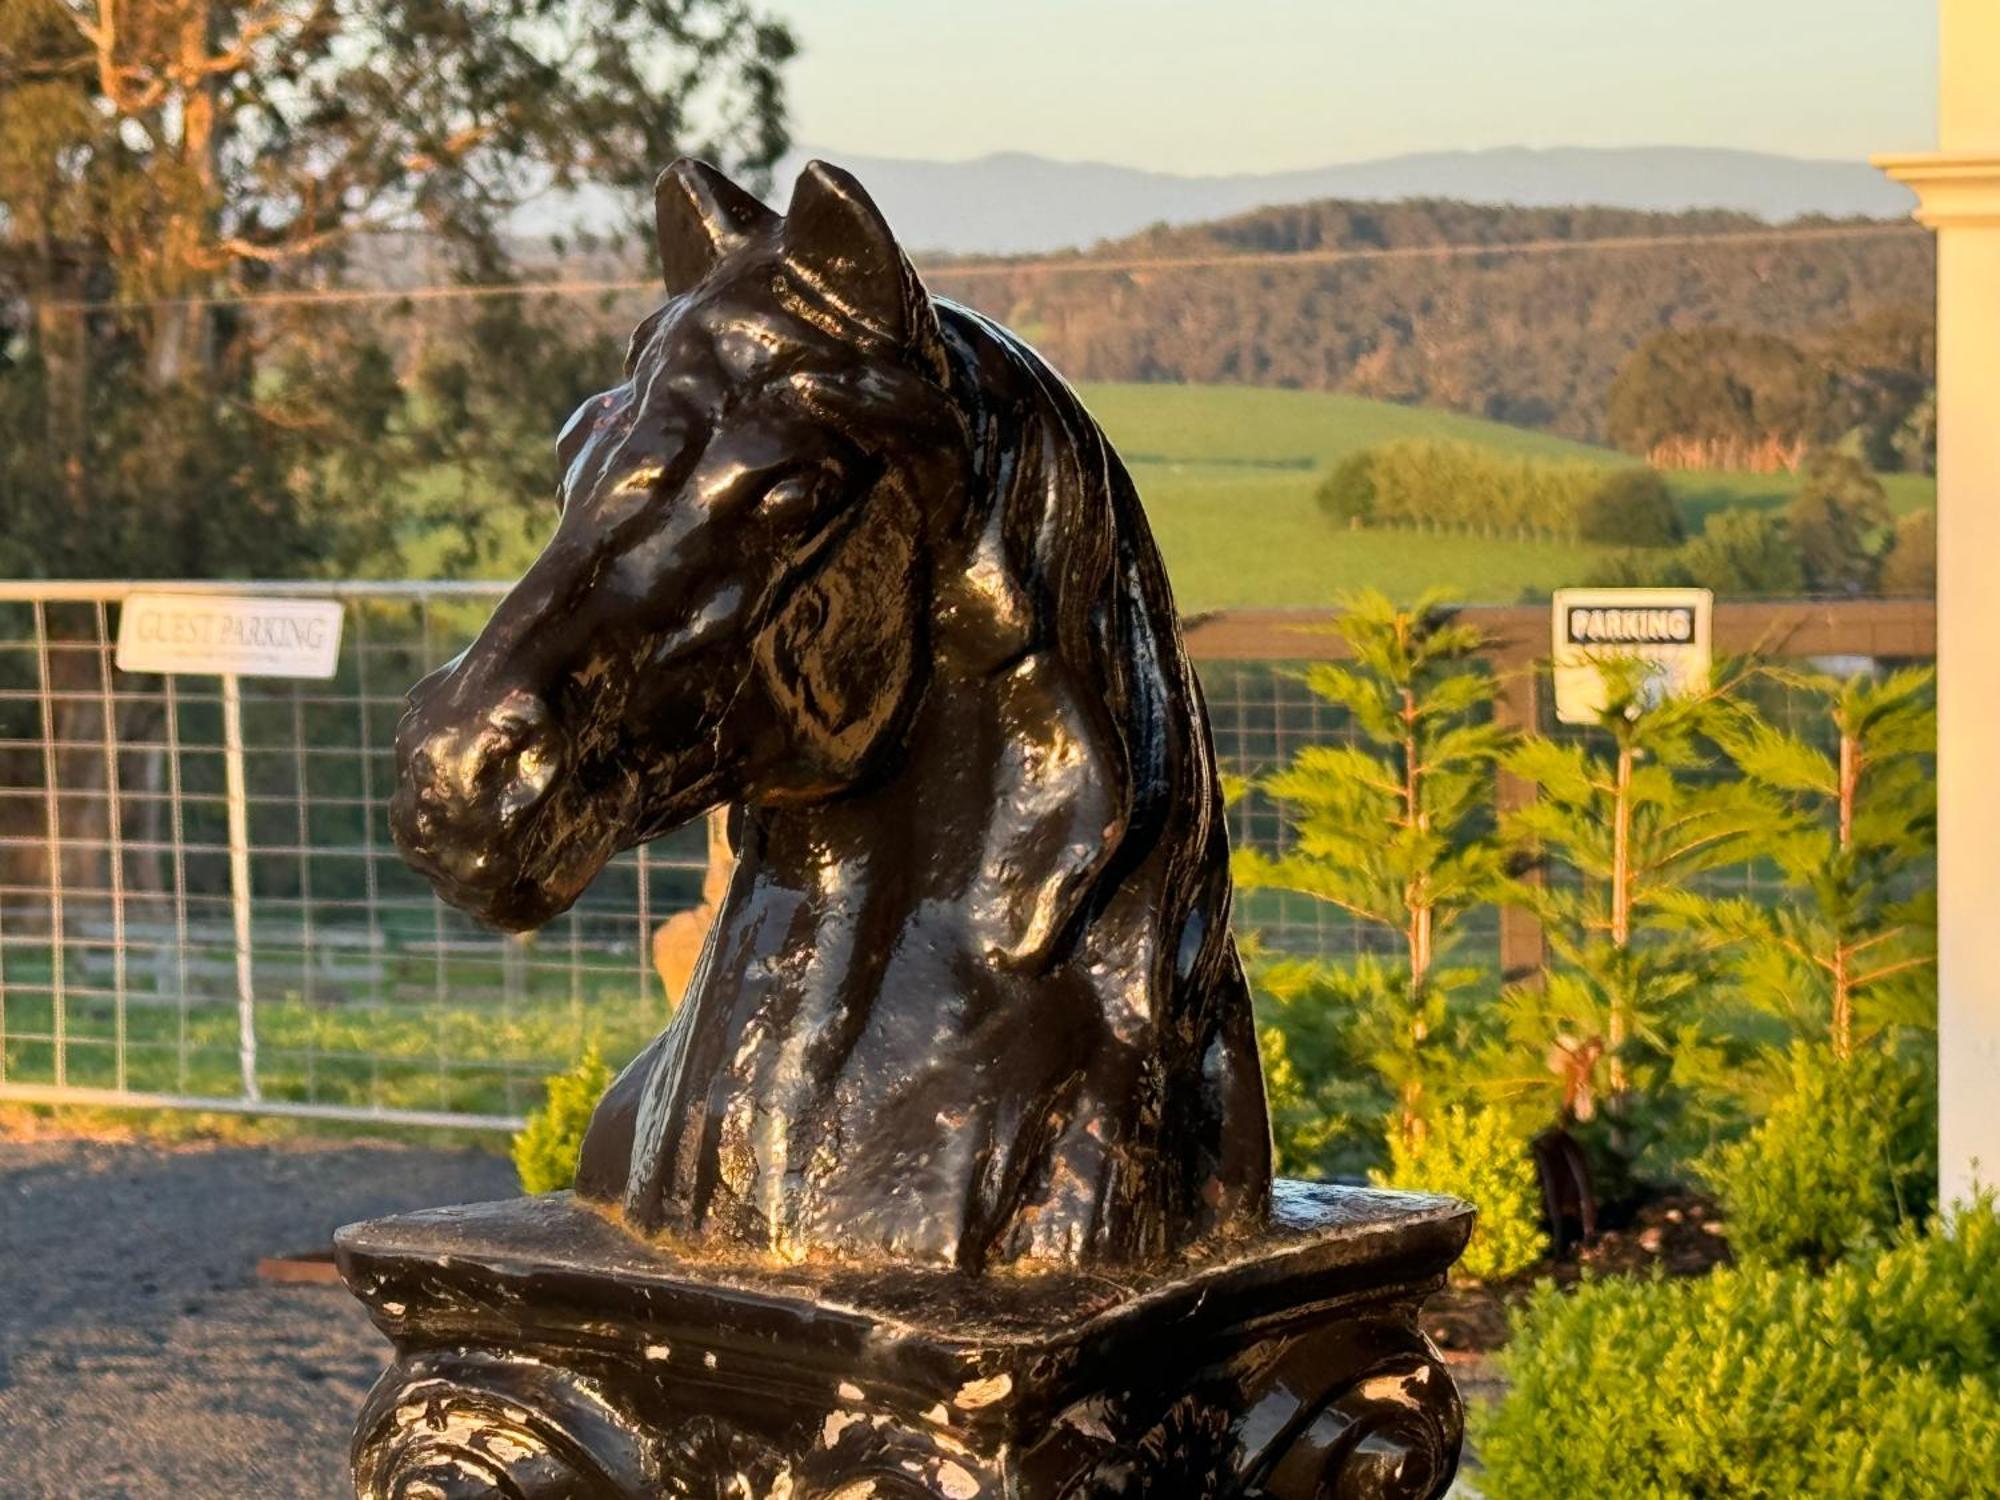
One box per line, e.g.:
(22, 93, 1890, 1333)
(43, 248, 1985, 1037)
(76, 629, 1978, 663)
(115, 593, 345, 679)
(1551, 587, 1712, 725)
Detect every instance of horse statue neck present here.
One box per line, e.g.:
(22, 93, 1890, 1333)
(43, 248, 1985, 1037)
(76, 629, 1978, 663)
(578, 305, 1272, 1272)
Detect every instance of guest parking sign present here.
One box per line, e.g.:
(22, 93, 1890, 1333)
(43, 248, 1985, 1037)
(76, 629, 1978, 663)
(115, 592, 344, 679)
(1551, 587, 1712, 724)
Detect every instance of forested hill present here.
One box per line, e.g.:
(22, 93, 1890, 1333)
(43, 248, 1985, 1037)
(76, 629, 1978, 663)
(922, 199, 1935, 443)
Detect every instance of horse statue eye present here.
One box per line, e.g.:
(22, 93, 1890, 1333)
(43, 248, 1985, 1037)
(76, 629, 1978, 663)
(756, 473, 823, 523)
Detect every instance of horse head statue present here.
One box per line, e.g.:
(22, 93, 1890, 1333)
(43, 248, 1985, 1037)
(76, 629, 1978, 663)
(391, 159, 1272, 1272)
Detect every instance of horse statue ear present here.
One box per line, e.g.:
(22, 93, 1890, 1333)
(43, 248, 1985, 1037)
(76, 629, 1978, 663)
(656, 158, 778, 296)
(782, 160, 944, 370)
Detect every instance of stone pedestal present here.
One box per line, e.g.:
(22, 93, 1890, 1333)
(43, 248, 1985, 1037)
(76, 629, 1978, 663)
(337, 1183, 1471, 1499)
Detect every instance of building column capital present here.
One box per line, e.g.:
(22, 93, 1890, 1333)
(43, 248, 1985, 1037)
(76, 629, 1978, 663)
(1874, 152, 2000, 228)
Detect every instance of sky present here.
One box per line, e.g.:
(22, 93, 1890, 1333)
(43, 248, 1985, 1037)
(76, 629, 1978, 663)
(762, 0, 1939, 174)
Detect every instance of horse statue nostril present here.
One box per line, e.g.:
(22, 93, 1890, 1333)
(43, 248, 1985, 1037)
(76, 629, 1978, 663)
(495, 739, 562, 826)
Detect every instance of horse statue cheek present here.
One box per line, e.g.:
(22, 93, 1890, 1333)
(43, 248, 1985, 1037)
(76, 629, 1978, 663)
(344, 157, 1471, 1500)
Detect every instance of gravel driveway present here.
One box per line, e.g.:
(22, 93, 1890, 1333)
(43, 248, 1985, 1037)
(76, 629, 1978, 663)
(0, 1134, 1497, 1498)
(0, 1135, 516, 1500)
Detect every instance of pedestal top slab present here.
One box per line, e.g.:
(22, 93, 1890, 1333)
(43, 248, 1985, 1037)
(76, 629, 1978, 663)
(338, 1181, 1467, 1341)
(336, 1181, 1469, 1440)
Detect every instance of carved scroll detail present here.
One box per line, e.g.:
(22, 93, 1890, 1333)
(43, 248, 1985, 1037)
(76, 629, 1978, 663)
(1260, 1348, 1464, 1500)
(352, 1355, 648, 1500)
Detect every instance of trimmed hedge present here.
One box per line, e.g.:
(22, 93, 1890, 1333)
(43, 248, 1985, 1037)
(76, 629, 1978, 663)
(1476, 1202, 2000, 1498)
(1315, 440, 1681, 546)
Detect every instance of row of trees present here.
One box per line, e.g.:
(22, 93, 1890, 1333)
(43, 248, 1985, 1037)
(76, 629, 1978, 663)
(1315, 437, 1935, 600)
(1318, 441, 1684, 547)
(1607, 312, 1935, 476)
(1241, 593, 1936, 1279)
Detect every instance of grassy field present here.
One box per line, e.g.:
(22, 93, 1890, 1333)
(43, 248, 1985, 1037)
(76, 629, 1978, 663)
(404, 381, 1937, 610)
(1075, 382, 1611, 469)
(0, 941, 660, 1120)
(1076, 383, 1934, 609)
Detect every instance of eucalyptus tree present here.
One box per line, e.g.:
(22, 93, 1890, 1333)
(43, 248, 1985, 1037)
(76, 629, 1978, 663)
(0, 0, 794, 577)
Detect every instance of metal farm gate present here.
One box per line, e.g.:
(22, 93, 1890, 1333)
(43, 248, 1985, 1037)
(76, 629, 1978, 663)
(0, 582, 714, 1130)
(0, 583, 1935, 1129)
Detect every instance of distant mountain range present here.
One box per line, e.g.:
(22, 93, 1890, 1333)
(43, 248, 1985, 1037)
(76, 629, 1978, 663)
(510, 146, 1915, 256)
(486, 147, 1930, 446)
(714, 146, 1910, 255)
(760, 147, 1904, 256)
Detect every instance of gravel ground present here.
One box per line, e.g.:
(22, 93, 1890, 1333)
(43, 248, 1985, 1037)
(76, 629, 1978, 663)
(0, 1134, 1497, 1498)
(0, 1135, 516, 1500)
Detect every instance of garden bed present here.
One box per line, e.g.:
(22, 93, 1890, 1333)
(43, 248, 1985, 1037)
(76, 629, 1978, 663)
(1423, 1190, 1731, 1356)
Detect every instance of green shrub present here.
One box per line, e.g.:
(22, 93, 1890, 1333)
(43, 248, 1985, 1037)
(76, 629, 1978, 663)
(1371, 1105, 1547, 1282)
(1316, 450, 1377, 527)
(1880, 508, 1936, 595)
(1702, 1043, 1935, 1270)
(1788, 448, 1893, 596)
(1476, 1202, 2000, 1499)
(1576, 466, 1683, 548)
(1256, 998, 1360, 1180)
(1681, 507, 1809, 595)
(1587, 507, 1808, 595)
(512, 1043, 613, 1194)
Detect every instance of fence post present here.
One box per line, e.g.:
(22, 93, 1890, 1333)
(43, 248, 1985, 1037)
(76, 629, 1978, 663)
(31, 601, 67, 1088)
(221, 673, 261, 1101)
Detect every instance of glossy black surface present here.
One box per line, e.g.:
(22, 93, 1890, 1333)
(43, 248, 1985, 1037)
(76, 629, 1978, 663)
(391, 158, 1270, 1273)
(364, 159, 1469, 1498)
(340, 1184, 1471, 1498)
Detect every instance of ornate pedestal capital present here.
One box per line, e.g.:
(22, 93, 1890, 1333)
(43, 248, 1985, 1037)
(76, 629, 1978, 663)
(339, 1184, 1470, 1500)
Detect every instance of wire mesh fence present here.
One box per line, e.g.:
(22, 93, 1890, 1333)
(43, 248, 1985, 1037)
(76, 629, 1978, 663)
(0, 583, 706, 1128)
(0, 585, 1935, 1127)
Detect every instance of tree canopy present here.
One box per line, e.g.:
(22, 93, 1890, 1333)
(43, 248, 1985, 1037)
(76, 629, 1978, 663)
(1605, 314, 1935, 475)
(0, 0, 793, 578)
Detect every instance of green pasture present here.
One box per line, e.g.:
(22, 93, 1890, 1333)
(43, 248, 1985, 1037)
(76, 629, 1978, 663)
(1662, 466, 1937, 530)
(1127, 466, 1617, 609)
(1078, 382, 1934, 609)
(0, 941, 661, 1120)
(397, 381, 1936, 610)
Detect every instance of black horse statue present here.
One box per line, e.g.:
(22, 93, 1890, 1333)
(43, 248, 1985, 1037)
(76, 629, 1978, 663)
(357, 159, 1468, 1500)
(392, 157, 1272, 1273)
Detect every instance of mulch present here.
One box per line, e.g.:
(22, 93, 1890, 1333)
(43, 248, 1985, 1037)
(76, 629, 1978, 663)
(1422, 1190, 1733, 1357)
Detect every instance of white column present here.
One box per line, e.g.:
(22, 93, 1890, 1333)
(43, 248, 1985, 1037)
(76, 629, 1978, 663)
(1877, 0, 2000, 1209)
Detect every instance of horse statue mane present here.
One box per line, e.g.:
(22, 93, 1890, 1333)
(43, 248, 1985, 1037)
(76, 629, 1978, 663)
(391, 158, 1273, 1272)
